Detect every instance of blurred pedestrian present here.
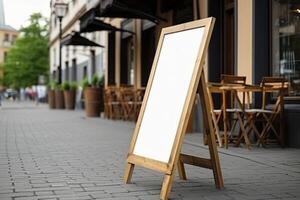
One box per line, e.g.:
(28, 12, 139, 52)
(0, 89, 2, 106)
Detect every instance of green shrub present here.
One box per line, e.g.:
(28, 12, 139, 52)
(49, 81, 57, 90)
(56, 84, 62, 90)
(62, 81, 71, 91)
(99, 75, 104, 86)
(81, 78, 90, 90)
(91, 74, 99, 87)
(70, 82, 78, 91)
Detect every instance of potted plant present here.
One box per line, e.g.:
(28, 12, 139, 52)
(84, 74, 104, 117)
(55, 84, 65, 109)
(62, 81, 77, 110)
(48, 81, 56, 109)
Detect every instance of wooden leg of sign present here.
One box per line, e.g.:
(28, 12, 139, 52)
(199, 72, 224, 189)
(206, 129, 224, 188)
(177, 160, 187, 180)
(160, 173, 174, 200)
(124, 163, 135, 184)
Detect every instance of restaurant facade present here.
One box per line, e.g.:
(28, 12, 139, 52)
(49, 0, 300, 135)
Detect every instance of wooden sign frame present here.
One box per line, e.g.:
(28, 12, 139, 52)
(124, 17, 224, 200)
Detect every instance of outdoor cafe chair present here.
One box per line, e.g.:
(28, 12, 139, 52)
(104, 86, 123, 120)
(220, 74, 247, 148)
(134, 88, 145, 121)
(256, 77, 288, 147)
(206, 86, 223, 147)
(234, 77, 287, 148)
(119, 87, 136, 121)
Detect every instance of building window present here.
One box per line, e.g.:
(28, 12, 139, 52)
(91, 50, 96, 75)
(83, 66, 87, 79)
(121, 19, 135, 86)
(4, 34, 9, 42)
(66, 46, 69, 58)
(52, 70, 57, 81)
(53, 48, 57, 67)
(272, 0, 300, 96)
(173, 0, 194, 25)
(72, 59, 77, 81)
(12, 35, 17, 44)
(65, 61, 69, 81)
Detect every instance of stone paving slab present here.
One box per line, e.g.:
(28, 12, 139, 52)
(0, 101, 300, 200)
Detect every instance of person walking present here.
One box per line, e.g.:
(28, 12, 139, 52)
(0, 89, 2, 106)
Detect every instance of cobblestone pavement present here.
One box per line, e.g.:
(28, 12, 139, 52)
(0, 101, 300, 200)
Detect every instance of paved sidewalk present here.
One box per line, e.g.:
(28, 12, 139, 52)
(0, 101, 300, 200)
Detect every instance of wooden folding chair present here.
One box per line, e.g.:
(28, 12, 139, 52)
(134, 88, 145, 121)
(108, 86, 123, 120)
(206, 84, 223, 147)
(104, 87, 112, 118)
(119, 87, 136, 121)
(256, 77, 288, 147)
(220, 74, 247, 148)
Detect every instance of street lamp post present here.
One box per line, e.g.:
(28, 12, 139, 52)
(54, 0, 67, 84)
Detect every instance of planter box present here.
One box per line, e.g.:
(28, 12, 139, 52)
(84, 87, 104, 117)
(55, 89, 65, 109)
(64, 90, 76, 110)
(48, 90, 56, 109)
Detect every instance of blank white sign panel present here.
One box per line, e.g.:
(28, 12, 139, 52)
(133, 27, 205, 163)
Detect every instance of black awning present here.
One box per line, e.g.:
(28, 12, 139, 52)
(99, 0, 163, 24)
(61, 32, 104, 47)
(79, 9, 135, 34)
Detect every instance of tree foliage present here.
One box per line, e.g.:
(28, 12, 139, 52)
(3, 13, 49, 89)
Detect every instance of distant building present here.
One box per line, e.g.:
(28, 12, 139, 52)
(49, 0, 104, 84)
(0, 0, 19, 89)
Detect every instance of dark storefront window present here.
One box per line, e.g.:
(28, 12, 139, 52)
(173, 0, 194, 25)
(121, 20, 134, 86)
(91, 50, 96, 75)
(272, 0, 300, 96)
(141, 20, 156, 87)
(65, 61, 69, 81)
(72, 59, 77, 82)
(108, 32, 116, 85)
(52, 70, 56, 82)
(83, 66, 87, 79)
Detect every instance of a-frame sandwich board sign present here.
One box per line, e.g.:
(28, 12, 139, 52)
(124, 17, 224, 200)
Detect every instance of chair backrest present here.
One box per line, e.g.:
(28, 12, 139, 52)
(221, 74, 246, 85)
(221, 74, 247, 109)
(291, 77, 300, 95)
(105, 86, 120, 102)
(260, 77, 285, 87)
(120, 87, 135, 102)
(260, 77, 287, 110)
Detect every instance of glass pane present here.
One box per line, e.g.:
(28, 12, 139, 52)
(272, 0, 300, 96)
